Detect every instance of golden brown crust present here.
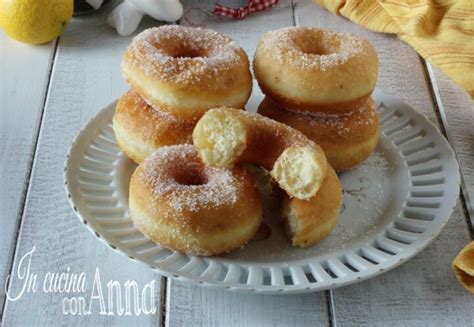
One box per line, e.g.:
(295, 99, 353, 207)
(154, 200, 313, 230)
(253, 27, 378, 114)
(112, 90, 196, 163)
(452, 241, 474, 292)
(235, 112, 319, 169)
(129, 144, 263, 256)
(259, 83, 370, 115)
(122, 26, 252, 120)
(282, 166, 342, 247)
(258, 97, 380, 171)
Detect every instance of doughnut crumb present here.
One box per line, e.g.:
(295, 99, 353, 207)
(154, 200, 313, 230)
(271, 147, 325, 200)
(193, 108, 247, 166)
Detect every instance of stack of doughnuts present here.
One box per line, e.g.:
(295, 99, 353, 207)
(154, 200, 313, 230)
(116, 26, 261, 256)
(113, 25, 252, 163)
(115, 25, 384, 256)
(254, 27, 380, 171)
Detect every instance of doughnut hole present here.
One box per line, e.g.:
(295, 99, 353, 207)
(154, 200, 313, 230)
(271, 147, 326, 200)
(293, 32, 341, 56)
(157, 38, 210, 59)
(169, 45, 208, 59)
(193, 108, 247, 167)
(174, 168, 208, 186)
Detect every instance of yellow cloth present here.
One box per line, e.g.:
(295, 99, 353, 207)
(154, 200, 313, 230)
(315, 0, 474, 98)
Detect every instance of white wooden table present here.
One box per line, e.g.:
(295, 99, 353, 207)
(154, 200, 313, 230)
(1, 0, 473, 325)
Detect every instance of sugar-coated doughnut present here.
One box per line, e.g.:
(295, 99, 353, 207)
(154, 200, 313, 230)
(254, 27, 378, 114)
(258, 97, 380, 171)
(113, 90, 196, 163)
(282, 166, 341, 247)
(122, 25, 252, 120)
(129, 144, 262, 256)
(193, 108, 328, 200)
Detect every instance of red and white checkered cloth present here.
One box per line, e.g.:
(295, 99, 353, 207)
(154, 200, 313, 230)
(213, 0, 279, 19)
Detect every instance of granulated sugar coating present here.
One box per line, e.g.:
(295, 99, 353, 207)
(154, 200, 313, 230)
(281, 99, 378, 137)
(335, 149, 391, 244)
(258, 27, 368, 71)
(139, 144, 239, 212)
(309, 105, 376, 137)
(224, 107, 320, 150)
(123, 25, 242, 84)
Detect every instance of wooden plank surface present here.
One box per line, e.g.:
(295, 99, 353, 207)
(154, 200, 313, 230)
(0, 31, 56, 312)
(426, 64, 474, 229)
(332, 206, 473, 326)
(1, 13, 165, 325)
(167, 279, 330, 327)
(295, 0, 474, 325)
(165, 1, 331, 326)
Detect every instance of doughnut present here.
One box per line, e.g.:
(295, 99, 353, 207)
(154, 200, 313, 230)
(258, 97, 380, 171)
(193, 107, 328, 200)
(113, 90, 196, 163)
(253, 27, 378, 114)
(122, 25, 252, 120)
(129, 144, 262, 256)
(248, 165, 341, 247)
(281, 166, 342, 247)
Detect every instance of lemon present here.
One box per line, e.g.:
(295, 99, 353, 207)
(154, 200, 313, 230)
(0, 0, 73, 44)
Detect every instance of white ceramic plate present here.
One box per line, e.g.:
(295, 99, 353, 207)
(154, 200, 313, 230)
(64, 89, 460, 294)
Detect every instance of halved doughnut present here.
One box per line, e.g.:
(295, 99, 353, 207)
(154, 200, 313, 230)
(282, 166, 342, 247)
(113, 90, 196, 163)
(193, 108, 328, 200)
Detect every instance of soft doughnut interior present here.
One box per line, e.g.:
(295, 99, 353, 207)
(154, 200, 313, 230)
(193, 108, 247, 167)
(271, 147, 325, 200)
(194, 108, 327, 200)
